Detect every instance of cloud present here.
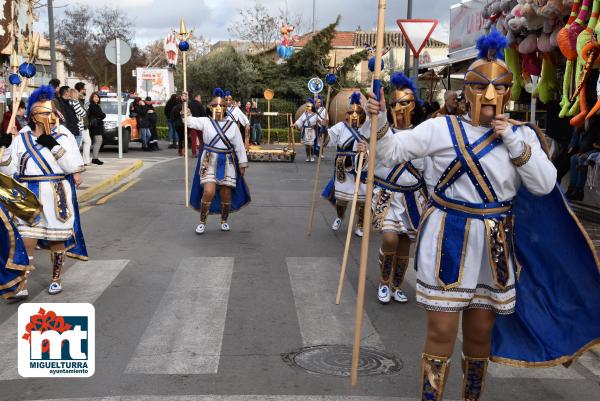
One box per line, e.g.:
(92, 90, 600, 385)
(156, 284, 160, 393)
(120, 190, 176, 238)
(35, 0, 458, 46)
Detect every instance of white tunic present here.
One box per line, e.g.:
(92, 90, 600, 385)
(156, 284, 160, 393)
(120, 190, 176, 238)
(316, 106, 329, 128)
(372, 127, 428, 237)
(226, 106, 249, 127)
(0, 126, 84, 241)
(187, 117, 248, 188)
(362, 114, 557, 313)
(295, 112, 318, 146)
(327, 122, 366, 202)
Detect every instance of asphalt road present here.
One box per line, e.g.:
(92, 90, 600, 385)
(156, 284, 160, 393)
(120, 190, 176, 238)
(1, 146, 599, 401)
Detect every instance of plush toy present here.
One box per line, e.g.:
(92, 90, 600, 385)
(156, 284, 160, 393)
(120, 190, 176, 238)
(533, 53, 559, 102)
(505, 45, 524, 99)
(559, 0, 582, 117)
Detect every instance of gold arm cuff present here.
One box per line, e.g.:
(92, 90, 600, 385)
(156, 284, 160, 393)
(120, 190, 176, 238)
(0, 155, 11, 167)
(53, 147, 66, 160)
(510, 142, 531, 167)
(376, 122, 389, 140)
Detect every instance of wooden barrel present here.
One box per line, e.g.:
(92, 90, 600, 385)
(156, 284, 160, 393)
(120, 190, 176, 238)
(328, 88, 367, 125)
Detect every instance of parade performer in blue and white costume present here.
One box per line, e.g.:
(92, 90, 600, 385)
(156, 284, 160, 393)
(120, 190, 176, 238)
(358, 30, 600, 401)
(294, 100, 318, 162)
(322, 92, 366, 236)
(1, 85, 87, 297)
(0, 131, 40, 299)
(314, 95, 329, 157)
(372, 73, 428, 305)
(224, 90, 250, 147)
(188, 89, 250, 235)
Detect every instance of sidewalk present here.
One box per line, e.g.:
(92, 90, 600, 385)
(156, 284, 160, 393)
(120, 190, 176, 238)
(77, 157, 144, 203)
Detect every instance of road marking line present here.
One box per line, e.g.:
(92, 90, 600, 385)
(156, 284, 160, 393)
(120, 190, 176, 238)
(286, 257, 383, 349)
(95, 177, 141, 205)
(125, 257, 234, 374)
(0, 259, 130, 380)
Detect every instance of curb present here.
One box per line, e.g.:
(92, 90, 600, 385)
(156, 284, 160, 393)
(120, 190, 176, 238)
(78, 159, 144, 203)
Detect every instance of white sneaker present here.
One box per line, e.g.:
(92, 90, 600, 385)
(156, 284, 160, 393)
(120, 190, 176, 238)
(9, 289, 29, 300)
(393, 288, 409, 304)
(310, 156, 315, 162)
(221, 222, 231, 231)
(378, 284, 391, 304)
(354, 227, 364, 237)
(195, 224, 206, 235)
(306, 157, 310, 162)
(48, 281, 62, 295)
(331, 217, 342, 231)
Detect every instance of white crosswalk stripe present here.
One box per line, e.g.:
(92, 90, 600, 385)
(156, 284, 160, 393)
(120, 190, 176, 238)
(0, 259, 129, 380)
(125, 257, 234, 375)
(287, 257, 383, 349)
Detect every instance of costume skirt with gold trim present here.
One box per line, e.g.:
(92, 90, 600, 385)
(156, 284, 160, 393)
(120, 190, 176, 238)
(0, 204, 33, 298)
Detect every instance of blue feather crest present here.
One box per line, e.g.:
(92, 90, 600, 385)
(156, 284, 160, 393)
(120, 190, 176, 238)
(368, 57, 384, 73)
(476, 28, 508, 61)
(224, 90, 231, 97)
(213, 88, 225, 97)
(326, 73, 337, 85)
(306, 98, 315, 105)
(27, 85, 54, 116)
(390, 72, 424, 106)
(349, 92, 362, 106)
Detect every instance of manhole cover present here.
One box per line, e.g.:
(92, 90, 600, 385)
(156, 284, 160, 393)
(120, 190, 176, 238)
(282, 345, 403, 377)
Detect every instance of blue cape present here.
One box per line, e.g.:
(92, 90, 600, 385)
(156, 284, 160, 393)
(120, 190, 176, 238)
(321, 178, 336, 207)
(491, 185, 600, 367)
(39, 174, 88, 260)
(0, 204, 31, 298)
(189, 144, 251, 213)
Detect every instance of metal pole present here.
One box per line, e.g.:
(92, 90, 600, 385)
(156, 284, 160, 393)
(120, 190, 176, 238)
(47, 0, 57, 78)
(403, 0, 412, 76)
(267, 100, 271, 144)
(116, 38, 123, 159)
(312, 0, 316, 32)
(413, 55, 419, 89)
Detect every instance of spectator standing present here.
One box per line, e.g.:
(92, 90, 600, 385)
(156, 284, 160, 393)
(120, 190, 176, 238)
(88, 92, 106, 165)
(566, 118, 600, 201)
(135, 99, 152, 151)
(188, 94, 206, 157)
(145, 97, 160, 151)
(430, 91, 458, 118)
(170, 96, 185, 156)
(165, 94, 178, 149)
(56, 86, 82, 145)
(74, 83, 92, 165)
(49, 79, 64, 121)
(250, 100, 262, 145)
(1, 100, 26, 133)
(69, 88, 91, 165)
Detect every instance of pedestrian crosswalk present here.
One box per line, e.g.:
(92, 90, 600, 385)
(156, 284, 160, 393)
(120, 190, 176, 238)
(125, 257, 234, 375)
(1, 256, 599, 392)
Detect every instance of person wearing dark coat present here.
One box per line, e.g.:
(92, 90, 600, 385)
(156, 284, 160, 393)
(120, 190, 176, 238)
(135, 100, 152, 151)
(87, 92, 106, 165)
(145, 97, 160, 151)
(188, 94, 206, 157)
(170, 97, 185, 156)
(165, 94, 178, 148)
(56, 86, 81, 145)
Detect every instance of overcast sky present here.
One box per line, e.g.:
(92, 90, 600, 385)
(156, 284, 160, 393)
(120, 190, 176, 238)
(35, 0, 459, 47)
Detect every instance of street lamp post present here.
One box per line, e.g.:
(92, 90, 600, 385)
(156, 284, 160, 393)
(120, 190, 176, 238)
(47, 0, 57, 78)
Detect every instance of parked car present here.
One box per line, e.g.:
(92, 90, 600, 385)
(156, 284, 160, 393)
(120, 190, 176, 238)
(99, 96, 139, 153)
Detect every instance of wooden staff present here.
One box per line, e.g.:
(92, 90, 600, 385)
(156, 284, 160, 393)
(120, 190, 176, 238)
(177, 18, 192, 207)
(307, 103, 323, 237)
(335, 152, 364, 305)
(351, 0, 387, 387)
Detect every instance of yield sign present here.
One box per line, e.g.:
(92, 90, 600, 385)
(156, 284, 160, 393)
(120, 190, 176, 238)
(397, 19, 439, 57)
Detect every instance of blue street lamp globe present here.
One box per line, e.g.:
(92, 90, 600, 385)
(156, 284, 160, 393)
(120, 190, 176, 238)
(18, 62, 36, 78)
(8, 73, 21, 86)
(178, 41, 190, 52)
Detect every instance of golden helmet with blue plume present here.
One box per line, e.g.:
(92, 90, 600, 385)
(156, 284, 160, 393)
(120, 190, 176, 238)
(464, 29, 513, 126)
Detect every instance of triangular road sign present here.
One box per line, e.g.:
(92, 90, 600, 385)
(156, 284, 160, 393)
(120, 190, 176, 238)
(397, 19, 439, 57)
